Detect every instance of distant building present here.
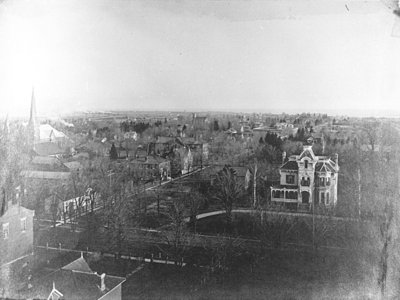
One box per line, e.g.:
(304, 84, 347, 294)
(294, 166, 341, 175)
(0, 199, 34, 266)
(20, 156, 71, 184)
(129, 155, 171, 181)
(271, 145, 339, 210)
(19, 156, 71, 210)
(192, 114, 208, 130)
(240, 125, 253, 139)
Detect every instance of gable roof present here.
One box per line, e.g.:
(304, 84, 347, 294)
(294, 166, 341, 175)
(62, 256, 93, 273)
(299, 149, 315, 160)
(315, 160, 337, 173)
(39, 124, 67, 140)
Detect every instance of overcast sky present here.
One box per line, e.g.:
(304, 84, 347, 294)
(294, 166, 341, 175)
(0, 0, 400, 118)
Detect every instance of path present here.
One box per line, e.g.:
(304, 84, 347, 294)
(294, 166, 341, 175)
(146, 166, 210, 210)
(184, 208, 368, 223)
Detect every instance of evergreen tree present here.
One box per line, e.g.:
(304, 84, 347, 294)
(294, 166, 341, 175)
(213, 120, 220, 131)
(110, 143, 118, 160)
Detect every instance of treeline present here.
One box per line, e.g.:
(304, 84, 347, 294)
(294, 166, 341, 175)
(120, 121, 151, 135)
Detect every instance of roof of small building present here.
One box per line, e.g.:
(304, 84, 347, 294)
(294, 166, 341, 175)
(281, 160, 298, 171)
(39, 123, 67, 140)
(73, 152, 90, 159)
(63, 161, 82, 171)
(31, 156, 60, 166)
(33, 142, 64, 156)
(29, 156, 69, 172)
(226, 128, 238, 134)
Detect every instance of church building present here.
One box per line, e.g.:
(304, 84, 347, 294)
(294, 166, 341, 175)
(27, 89, 68, 156)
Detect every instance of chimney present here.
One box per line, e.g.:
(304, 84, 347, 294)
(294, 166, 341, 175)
(100, 273, 106, 292)
(282, 151, 286, 165)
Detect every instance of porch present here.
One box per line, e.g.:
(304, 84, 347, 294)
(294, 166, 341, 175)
(270, 187, 299, 203)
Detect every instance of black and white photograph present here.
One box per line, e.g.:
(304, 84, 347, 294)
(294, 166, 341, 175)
(1, 0, 400, 299)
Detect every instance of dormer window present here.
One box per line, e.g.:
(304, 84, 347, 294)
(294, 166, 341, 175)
(304, 160, 308, 169)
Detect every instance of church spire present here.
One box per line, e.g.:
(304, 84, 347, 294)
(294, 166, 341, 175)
(3, 114, 9, 137)
(29, 87, 37, 126)
(28, 87, 40, 144)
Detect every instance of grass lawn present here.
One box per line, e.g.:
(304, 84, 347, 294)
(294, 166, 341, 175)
(122, 249, 378, 300)
(194, 212, 312, 244)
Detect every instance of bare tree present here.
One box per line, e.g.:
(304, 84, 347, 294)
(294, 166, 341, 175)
(255, 211, 298, 249)
(162, 197, 192, 266)
(187, 190, 205, 233)
(102, 175, 136, 255)
(214, 165, 243, 229)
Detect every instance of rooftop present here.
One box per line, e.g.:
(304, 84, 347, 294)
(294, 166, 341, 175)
(33, 142, 64, 156)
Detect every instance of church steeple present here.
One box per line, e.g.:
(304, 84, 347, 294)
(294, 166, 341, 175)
(2, 114, 9, 137)
(29, 88, 37, 125)
(28, 88, 40, 144)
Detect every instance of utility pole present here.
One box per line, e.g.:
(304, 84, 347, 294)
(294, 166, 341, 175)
(312, 191, 315, 251)
(358, 167, 361, 219)
(253, 160, 257, 208)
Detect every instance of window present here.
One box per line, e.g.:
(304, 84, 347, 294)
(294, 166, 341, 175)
(326, 193, 330, 204)
(319, 177, 325, 186)
(286, 175, 295, 184)
(315, 191, 319, 203)
(301, 177, 310, 186)
(326, 177, 331, 186)
(304, 160, 308, 169)
(3, 223, 9, 239)
(21, 218, 27, 232)
(320, 192, 325, 203)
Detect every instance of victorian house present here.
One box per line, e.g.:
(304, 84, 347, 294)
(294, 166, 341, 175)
(271, 145, 339, 210)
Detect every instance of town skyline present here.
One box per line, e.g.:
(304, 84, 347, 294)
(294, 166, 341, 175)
(1, 0, 400, 118)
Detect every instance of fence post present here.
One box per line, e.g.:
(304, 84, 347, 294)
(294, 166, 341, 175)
(59, 243, 61, 252)
(151, 254, 154, 263)
(46, 242, 48, 250)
